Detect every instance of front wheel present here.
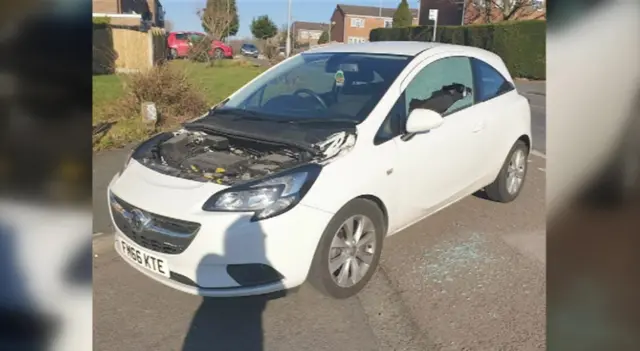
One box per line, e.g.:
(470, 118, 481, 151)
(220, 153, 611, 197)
(485, 140, 529, 203)
(307, 199, 385, 299)
(213, 48, 223, 60)
(169, 48, 178, 60)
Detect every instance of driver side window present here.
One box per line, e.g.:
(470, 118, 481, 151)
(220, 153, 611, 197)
(404, 56, 474, 116)
(374, 56, 474, 145)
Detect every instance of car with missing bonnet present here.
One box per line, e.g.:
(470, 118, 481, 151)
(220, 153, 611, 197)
(108, 41, 532, 299)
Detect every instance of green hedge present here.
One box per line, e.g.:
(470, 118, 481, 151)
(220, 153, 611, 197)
(370, 20, 545, 80)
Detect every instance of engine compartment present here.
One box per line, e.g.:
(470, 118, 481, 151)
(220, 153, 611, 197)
(136, 130, 313, 185)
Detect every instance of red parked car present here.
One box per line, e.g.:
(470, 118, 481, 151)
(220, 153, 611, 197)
(167, 31, 233, 60)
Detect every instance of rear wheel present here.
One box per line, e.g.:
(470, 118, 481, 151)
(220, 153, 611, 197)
(485, 140, 529, 203)
(307, 199, 385, 299)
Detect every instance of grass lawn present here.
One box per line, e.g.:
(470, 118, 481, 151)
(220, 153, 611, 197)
(92, 60, 265, 150)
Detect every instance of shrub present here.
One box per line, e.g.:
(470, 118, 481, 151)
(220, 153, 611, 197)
(187, 36, 212, 63)
(97, 65, 208, 149)
(370, 20, 546, 80)
(92, 16, 111, 26)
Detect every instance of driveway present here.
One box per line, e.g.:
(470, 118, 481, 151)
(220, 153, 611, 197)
(94, 154, 545, 350)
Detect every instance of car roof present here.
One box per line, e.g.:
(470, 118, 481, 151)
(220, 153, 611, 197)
(305, 41, 511, 81)
(306, 41, 496, 59)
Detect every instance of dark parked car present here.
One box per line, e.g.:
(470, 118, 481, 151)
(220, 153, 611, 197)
(240, 43, 259, 58)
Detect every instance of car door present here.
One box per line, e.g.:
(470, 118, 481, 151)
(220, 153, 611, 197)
(468, 57, 520, 177)
(375, 55, 487, 228)
(175, 33, 190, 56)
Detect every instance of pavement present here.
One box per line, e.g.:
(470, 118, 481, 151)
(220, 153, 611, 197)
(92, 81, 546, 351)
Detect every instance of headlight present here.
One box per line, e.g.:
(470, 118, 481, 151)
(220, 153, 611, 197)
(202, 164, 321, 221)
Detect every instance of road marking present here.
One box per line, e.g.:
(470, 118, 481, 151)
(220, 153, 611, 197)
(537, 167, 546, 172)
(530, 104, 545, 110)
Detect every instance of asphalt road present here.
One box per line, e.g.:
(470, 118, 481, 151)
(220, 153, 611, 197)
(93, 153, 545, 351)
(516, 80, 546, 154)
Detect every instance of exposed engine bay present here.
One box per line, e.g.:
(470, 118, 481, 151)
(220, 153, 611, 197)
(132, 128, 356, 185)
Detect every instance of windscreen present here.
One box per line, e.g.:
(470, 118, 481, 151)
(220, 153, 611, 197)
(220, 52, 412, 123)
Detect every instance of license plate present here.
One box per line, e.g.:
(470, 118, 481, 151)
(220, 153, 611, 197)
(118, 238, 170, 278)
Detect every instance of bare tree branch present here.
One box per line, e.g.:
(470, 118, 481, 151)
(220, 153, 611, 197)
(197, 1, 233, 41)
(458, 0, 542, 24)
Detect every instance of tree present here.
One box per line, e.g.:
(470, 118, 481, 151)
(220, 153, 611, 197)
(198, 0, 234, 40)
(277, 24, 296, 49)
(392, 0, 413, 28)
(250, 15, 278, 40)
(318, 30, 329, 44)
(225, 0, 240, 38)
(462, 0, 545, 24)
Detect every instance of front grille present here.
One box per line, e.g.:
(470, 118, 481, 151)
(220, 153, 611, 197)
(110, 193, 201, 255)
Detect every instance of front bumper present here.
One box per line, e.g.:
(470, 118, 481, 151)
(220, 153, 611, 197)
(108, 160, 333, 297)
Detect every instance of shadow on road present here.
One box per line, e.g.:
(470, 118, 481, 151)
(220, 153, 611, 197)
(182, 216, 286, 351)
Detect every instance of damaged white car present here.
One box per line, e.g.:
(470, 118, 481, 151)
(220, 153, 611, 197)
(108, 42, 531, 298)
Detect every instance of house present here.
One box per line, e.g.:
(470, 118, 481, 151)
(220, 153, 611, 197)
(418, 0, 545, 26)
(291, 21, 329, 46)
(329, 4, 419, 43)
(93, 0, 165, 28)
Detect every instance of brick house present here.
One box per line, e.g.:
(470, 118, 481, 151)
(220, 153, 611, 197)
(329, 4, 419, 43)
(93, 0, 165, 27)
(418, 0, 545, 26)
(291, 21, 329, 46)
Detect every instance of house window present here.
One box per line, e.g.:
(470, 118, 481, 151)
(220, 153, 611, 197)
(350, 18, 365, 28)
(384, 19, 393, 28)
(347, 37, 367, 44)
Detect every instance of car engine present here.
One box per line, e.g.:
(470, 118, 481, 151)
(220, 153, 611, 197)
(136, 130, 313, 185)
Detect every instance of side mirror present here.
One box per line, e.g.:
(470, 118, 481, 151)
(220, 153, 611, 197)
(405, 108, 444, 134)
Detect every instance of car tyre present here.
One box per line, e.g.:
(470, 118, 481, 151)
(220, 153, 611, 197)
(485, 140, 529, 203)
(307, 199, 385, 299)
(169, 48, 178, 60)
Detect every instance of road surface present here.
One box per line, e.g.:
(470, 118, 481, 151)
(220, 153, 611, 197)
(93, 155, 546, 351)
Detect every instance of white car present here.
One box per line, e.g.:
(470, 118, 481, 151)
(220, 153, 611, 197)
(108, 42, 532, 299)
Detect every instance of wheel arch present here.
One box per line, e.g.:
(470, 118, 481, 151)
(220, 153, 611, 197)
(353, 195, 389, 234)
(517, 134, 531, 153)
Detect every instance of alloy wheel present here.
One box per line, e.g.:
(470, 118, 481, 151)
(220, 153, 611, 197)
(506, 149, 527, 195)
(328, 215, 377, 288)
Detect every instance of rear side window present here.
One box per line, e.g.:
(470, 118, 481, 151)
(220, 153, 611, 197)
(175, 33, 187, 40)
(471, 58, 515, 103)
